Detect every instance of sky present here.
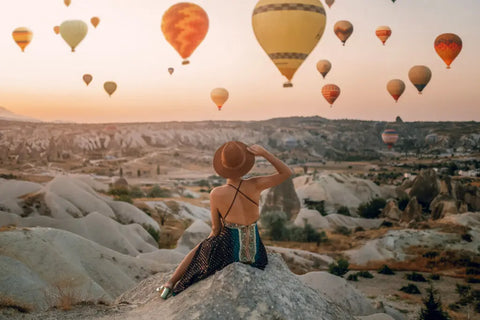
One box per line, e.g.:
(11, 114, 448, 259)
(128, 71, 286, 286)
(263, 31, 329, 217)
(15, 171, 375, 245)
(1, 0, 479, 123)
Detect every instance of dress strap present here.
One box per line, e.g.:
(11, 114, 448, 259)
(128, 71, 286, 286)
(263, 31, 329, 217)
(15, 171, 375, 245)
(223, 180, 243, 220)
(227, 183, 259, 207)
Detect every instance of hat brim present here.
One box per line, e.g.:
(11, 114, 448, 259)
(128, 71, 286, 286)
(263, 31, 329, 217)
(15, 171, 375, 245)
(213, 141, 255, 179)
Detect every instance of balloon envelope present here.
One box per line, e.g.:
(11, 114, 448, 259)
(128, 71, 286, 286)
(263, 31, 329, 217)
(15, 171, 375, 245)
(211, 88, 229, 110)
(53, 26, 60, 35)
(316, 60, 331, 78)
(334, 20, 353, 45)
(382, 129, 399, 149)
(375, 26, 391, 45)
(252, 0, 327, 87)
(12, 27, 33, 52)
(321, 84, 341, 106)
(161, 3, 209, 65)
(91, 17, 100, 28)
(408, 65, 432, 94)
(325, 0, 334, 8)
(64, 0, 71, 7)
(386, 79, 405, 102)
(83, 74, 93, 86)
(434, 33, 462, 69)
(60, 20, 88, 52)
(168, 67, 174, 75)
(104, 81, 117, 97)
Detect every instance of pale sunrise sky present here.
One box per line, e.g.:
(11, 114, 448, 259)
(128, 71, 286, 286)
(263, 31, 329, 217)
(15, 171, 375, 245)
(1, 0, 479, 123)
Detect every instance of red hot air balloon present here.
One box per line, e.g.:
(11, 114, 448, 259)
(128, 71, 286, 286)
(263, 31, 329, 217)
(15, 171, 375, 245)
(434, 33, 462, 69)
(321, 84, 340, 107)
(375, 26, 391, 45)
(381, 129, 399, 149)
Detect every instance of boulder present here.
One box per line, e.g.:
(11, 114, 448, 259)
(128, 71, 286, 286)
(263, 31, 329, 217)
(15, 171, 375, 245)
(456, 183, 480, 212)
(261, 176, 300, 220)
(429, 194, 457, 220)
(175, 219, 211, 254)
(381, 201, 402, 222)
(408, 169, 440, 208)
(294, 209, 383, 230)
(401, 197, 423, 222)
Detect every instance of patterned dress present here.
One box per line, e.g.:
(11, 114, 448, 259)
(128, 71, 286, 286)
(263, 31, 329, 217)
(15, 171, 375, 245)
(172, 181, 268, 296)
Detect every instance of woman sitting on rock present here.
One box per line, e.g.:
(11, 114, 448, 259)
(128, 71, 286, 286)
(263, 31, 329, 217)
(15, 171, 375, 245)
(158, 141, 293, 298)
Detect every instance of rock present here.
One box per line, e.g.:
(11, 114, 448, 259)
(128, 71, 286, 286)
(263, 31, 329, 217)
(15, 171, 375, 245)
(113, 254, 355, 320)
(456, 183, 480, 212)
(112, 177, 129, 189)
(146, 200, 210, 221)
(0, 178, 43, 214)
(267, 246, 334, 273)
(298, 271, 376, 316)
(137, 249, 185, 265)
(261, 176, 300, 220)
(381, 201, 402, 222)
(401, 197, 423, 222)
(356, 314, 395, 320)
(293, 209, 383, 230)
(408, 169, 440, 208)
(175, 219, 211, 254)
(429, 194, 457, 220)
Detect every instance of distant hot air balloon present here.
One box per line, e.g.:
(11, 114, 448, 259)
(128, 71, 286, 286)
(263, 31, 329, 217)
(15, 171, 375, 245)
(321, 84, 341, 107)
(83, 74, 93, 86)
(161, 3, 209, 65)
(316, 60, 331, 79)
(376, 26, 391, 45)
(382, 129, 399, 149)
(64, 0, 71, 7)
(408, 65, 432, 94)
(434, 33, 462, 69)
(91, 17, 100, 28)
(386, 79, 405, 103)
(168, 67, 174, 75)
(334, 20, 353, 46)
(391, 0, 396, 3)
(211, 88, 229, 111)
(12, 27, 33, 52)
(104, 82, 117, 97)
(252, 0, 327, 87)
(60, 20, 88, 52)
(325, 0, 334, 8)
(53, 26, 60, 35)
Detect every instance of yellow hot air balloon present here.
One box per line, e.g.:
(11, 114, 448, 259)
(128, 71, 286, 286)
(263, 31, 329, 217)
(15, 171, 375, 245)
(104, 82, 117, 97)
(375, 26, 391, 45)
(12, 27, 33, 52)
(168, 67, 174, 75)
(60, 20, 88, 52)
(334, 20, 353, 46)
(434, 33, 462, 69)
(252, 0, 327, 87)
(64, 0, 71, 7)
(322, 84, 340, 107)
(325, 0, 334, 8)
(83, 74, 93, 86)
(386, 79, 405, 103)
(408, 65, 432, 94)
(53, 26, 60, 35)
(91, 17, 100, 28)
(316, 59, 331, 79)
(161, 3, 209, 65)
(211, 88, 229, 111)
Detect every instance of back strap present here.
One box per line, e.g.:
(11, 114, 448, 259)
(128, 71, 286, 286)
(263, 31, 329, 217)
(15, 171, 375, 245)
(223, 180, 243, 220)
(227, 183, 259, 207)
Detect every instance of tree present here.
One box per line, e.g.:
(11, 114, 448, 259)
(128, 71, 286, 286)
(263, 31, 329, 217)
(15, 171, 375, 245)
(156, 164, 160, 175)
(328, 259, 349, 277)
(137, 169, 141, 177)
(119, 167, 123, 177)
(357, 198, 387, 219)
(419, 285, 450, 320)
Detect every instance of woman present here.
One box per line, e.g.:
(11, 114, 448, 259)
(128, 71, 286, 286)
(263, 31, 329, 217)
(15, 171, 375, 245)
(158, 141, 293, 299)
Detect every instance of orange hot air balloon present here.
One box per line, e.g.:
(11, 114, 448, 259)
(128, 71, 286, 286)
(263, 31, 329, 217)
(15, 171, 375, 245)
(161, 3, 209, 65)
(64, 0, 71, 7)
(334, 20, 353, 46)
(83, 74, 93, 86)
(375, 26, 391, 45)
(91, 17, 100, 28)
(434, 33, 462, 69)
(211, 88, 229, 111)
(386, 79, 405, 103)
(53, 26, 60, 35)
(382, 129, 399, 150)
(104, 81, 117, 97)
(321, 84, 341, 107)
(12, 27, 33, 52)
(325, 0, 334, 8)
(168, 67, 174, 75)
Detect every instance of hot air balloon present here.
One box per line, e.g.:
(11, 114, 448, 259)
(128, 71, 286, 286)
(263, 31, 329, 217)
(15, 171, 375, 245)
(64, 0, 71, 7)
(60, 20, 88, 52)
(334, 20, 353, 46)
(252, 0, 327, 87)
(386, 79, 405, 103)
(168, 67, 174, 75)
(91, 17, 100, 28)
(53, 26, 60, 35)
(376, 26, 391, 45)
(434, 33, 462, 69)
(104, 82, 117, 97)
(161, 3, 209, 65)
(211, 88, 229, 111)
(321, 84, 341, 107)
(325, 0, 334, 8)
(83, 74, 93, 86)
(408, 65, 432, 94)
(316, 60, 331, 79)
(12, 27, 33, 52)
(381, 129, 399, 149)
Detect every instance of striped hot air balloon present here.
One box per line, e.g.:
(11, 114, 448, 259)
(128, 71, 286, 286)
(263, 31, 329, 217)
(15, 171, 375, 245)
(375, 26, 391, 45)
(434, 33, 462, 69)
(252, 0, 327, 88)
(12, 27, 33, 52)
(161, 3, 209, 65)
(334, 20, 353, 46)
(321, 84, 341, 107)
(382, 129, 399, 149)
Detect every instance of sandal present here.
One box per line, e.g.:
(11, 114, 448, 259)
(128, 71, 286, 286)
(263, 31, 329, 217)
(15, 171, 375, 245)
(156, 286, 172, 299)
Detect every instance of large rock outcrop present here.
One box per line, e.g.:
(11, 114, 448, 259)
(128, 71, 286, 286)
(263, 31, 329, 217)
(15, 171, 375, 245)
(261, 176, 300, 220)
(429, 194, 458, 220)
(400, 197, 423, 222)
(408, 169, 440, 208)
(381, 200, 402, 222)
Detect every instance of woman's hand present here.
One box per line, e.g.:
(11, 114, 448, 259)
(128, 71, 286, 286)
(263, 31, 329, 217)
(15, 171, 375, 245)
(247, 144, 268, 157)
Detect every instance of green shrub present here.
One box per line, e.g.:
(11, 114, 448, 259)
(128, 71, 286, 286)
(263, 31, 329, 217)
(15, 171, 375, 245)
(400, 284, 421, 294)
(429, 274, 441, 281)
(462, 233, 473, 242)
(347, 274, 358, 281)
(337, 206, 351, 216)
(129, 186, 144, 198)
(334, 226, 351, 236)
(109, 188, 129, 196)
(406, 272, 427, 282)
(354, 226, 365, 233)
(357, 198, 387, 219)
(328, 259, 349, 278)
(260, 211, 289, 241)
(304, 199, 327, 216)
(144, 225, 159, 243)
(147, 185, 171, 198)
(419, 285, 450, 320)
(378, 264, 395, 275)
(356, 271, 374, 279)
(114, 194, 133, 203)
(195, 179, 210, 187)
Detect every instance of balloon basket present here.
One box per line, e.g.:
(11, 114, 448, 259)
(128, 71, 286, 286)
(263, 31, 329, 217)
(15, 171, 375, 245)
(283, 82, 293, 88)
(182, 60, 190, 65)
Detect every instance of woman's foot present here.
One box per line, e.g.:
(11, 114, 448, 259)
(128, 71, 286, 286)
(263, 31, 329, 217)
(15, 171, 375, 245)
(156, 282, 173, 299)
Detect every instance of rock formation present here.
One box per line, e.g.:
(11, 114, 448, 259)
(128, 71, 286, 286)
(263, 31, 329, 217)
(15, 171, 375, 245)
(401, 197, 423, 222)
(261, 176, 300, 220)
(381, 200, 402, 222)
(408, 169, 440, 208)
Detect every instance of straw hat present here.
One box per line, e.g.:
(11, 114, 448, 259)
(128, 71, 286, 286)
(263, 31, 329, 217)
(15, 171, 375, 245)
(213, 141, 255, 179)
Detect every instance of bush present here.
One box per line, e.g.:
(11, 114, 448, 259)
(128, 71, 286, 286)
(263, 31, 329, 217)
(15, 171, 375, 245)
(347, 274, 358, 281)
(400, 284, 421, 294)
(406, 272, 427, 282)
(196, 179, 210, 187)
(398, 196, 410, 211)
(129, 186, 144, 198)
(109, 187, 129, 196)
(354, 226, 365, 233)
(357, 198, 387, 219)
(462, 233, 473, 242)
(260, 211, 289, 241)
(113, 194, 132, 203)
(337, 206, 351, 216)
(378, 264, 395, 275)
(380, 221, 393, 228)
(466, 277, 480, 284)
(429, 274, 441, 281)
(144, 225, 159, 243)
(328, 259, 349, 278)
(147, 185, 171, 198)
(334, 226, 351, 236)
(304, 199, 327, 216)
(356, 271, 374, 279)
(419, 285, 450, 320)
